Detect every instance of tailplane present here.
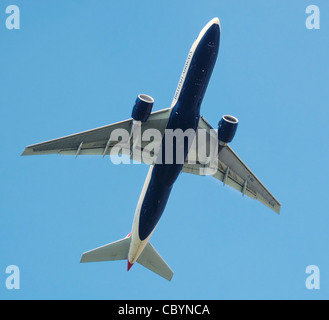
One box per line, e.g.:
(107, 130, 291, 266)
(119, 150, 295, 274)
(137, 242, 173, 281)
(80, 236, 130, 263)
(80, 236, 173, 281)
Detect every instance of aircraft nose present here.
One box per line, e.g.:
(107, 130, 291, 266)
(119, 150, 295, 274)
(209, 18, 220, 33)
(206, 17, 221, 33)
(203, 18, 220, 48)
(211, 17, 220, 27)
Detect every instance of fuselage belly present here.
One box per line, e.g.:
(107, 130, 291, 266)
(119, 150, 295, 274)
(128, 19, 220, 264)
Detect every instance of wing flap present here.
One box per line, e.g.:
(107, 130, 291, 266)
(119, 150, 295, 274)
(183, 116, 281, 214)
(22, 108, 171, 161)
(218, 145, 281, 213)
(21, 118, 131, 156)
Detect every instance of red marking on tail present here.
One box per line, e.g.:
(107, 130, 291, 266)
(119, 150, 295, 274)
(127, 259, 134, 271)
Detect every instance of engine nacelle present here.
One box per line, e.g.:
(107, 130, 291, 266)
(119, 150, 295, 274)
(131, 94, 154, 122)
(218, 115, 238, 144)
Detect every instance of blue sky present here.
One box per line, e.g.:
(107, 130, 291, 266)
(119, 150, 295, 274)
(1, 0, 328, 299)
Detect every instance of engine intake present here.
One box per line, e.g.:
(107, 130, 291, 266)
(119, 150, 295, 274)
(131, 94, 154, 122)
(218, 115, 238, 144)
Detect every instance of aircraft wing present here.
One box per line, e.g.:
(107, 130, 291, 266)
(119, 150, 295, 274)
(183, 116, 281, 214)
(21, 108, 171, 163)
(22, 108, 281, 213)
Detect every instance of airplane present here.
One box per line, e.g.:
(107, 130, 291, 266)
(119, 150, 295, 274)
(22, 17, 281, 281)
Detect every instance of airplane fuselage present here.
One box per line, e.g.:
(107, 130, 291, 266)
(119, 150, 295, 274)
(128, 18, 220, 266)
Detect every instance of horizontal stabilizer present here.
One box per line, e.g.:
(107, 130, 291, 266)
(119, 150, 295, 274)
(80, 237, 130, 263)
(137, 242, 174, 281)
(80, 237, 173, 281)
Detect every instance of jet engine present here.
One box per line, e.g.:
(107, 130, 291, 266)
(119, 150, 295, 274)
(131, 94, 154, 122)
(217, 115, 238, 145)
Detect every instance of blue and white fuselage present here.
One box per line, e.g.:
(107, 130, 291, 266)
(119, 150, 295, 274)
(128, 18, 220, 268)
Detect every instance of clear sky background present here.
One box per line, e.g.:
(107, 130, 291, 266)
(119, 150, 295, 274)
(1, 0, 328, 300)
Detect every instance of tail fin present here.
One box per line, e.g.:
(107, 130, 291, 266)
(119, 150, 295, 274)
(80, 237, 174, 281)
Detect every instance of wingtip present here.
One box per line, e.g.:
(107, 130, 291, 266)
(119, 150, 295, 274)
(273, 204, 281, 215)
(21, 147, 33, 156)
